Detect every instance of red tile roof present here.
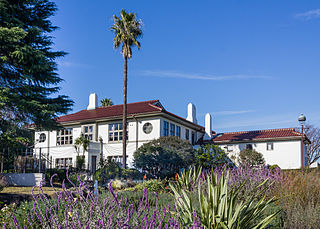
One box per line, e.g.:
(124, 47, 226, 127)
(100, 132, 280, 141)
(212, 128, 307, 143)
(56, 100, 204, 130)
(57, 100, 163, 123)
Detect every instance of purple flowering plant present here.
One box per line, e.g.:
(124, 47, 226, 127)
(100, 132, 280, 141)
(6, 170, 202, 229)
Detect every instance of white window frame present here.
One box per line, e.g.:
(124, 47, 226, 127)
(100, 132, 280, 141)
(191, 131, 196, 145)
(170, 123, 175, 136)
(164, 121, 169, 136)
(83, 125, 94, 141)
(185, 129, 189, 140)
(108, 122, 128, 142)
(267, 142, 274, 151)
(226, 145, 233, 152)
(176, 126, 181, 138)
(55, 158, 72, 169)
(57, 128, 73, 146)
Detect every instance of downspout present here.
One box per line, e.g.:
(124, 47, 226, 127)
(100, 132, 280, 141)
(47, 131, 50, 169)
(132, 115, 139, 151)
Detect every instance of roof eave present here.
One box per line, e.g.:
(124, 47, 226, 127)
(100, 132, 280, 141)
(212, 136, 308, 144)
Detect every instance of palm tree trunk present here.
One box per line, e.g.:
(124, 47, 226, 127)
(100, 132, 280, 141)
(123, 56, 128, 169)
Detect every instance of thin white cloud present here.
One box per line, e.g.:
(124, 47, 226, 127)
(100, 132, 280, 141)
(57, 61, 90, 68)
(140, 70, 273, 81)
(295, 9, 320, 20)
(212, 110, 256, 116)
(216, 119, 293, 130)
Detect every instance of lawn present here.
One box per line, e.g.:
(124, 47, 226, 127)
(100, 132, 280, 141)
(0, 186, 62, 196)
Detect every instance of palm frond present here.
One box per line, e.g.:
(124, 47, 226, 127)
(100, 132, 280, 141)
(111, 9, 143, 59)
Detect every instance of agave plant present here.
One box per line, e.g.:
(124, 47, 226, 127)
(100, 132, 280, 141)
(173, 166, 203, 192)
(170, 170, 280, 229)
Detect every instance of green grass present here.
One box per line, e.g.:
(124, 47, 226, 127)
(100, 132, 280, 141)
(0, 186, 62, 196)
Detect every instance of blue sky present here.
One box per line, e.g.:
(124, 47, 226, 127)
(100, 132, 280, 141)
(52, 0, 320, 133)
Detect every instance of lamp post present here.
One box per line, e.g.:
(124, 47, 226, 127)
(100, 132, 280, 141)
(298, 114, 306, 170)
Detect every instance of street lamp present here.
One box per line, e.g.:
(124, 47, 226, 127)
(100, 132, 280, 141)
(298, 114, 306, 170)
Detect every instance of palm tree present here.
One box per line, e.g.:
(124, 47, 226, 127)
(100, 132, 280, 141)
(100, 98, 114, 107)
(111, 9, 142, 168)
(74, 134, 90, 170)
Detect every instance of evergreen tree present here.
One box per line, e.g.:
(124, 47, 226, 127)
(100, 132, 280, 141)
(0, 0, 73, 146)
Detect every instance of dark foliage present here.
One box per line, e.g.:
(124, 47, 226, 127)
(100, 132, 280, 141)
(195, 144, 232, 169)
(0, 0, 73, 148)
(133, 136, 195, 178)
(239, 149, 265, 167)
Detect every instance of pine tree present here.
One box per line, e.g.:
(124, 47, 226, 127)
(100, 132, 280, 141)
(0, 0, 73, 146)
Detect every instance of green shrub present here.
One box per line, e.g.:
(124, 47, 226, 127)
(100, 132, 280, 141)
(0, 174, 8, 192)
(239, 148, 265, 167)
(195, 144, 232, 169)
(121, 168, 143, 180)
(111, 179, 128, 190)
(170, 171, 280, 228)
(269, 164, 280, 171)
(76, 155, 85, 170)
(127, 179, 164, 193)
(94, 159, 121, 184)
(133, 136, 195, 179)
(118, 191, 175, 209)
(67, 173, 86, 186)
(44, 168, 68, 184)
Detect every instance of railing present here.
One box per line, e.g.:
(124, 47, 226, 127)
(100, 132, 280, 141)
(0, 147, 52, 173)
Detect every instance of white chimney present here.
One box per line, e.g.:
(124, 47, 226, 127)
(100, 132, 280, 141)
(87, 93, 98, 110)
(204, 113, 212, 140)
(186, 103, 197, 124)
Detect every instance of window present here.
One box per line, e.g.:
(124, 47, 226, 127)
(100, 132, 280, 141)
(185, 129, 189, 140)
(55, 158, 72, 169)
(83, 125, 94, 140)
(226, 145, 233, 152)
(143, 122, 153, 134)
(39, 133, 46, 143)
(192, 131, 196, 145)
(267, 142, 273, 151)
(176, 126, 181, 137)
(109, 123, 128, 142)
(164, 121, 169, 136)
(57, 128, 73, 145)
(246, 144, 253, 150)
(170, 123, 175, 136)
(107, 155, 128, 167)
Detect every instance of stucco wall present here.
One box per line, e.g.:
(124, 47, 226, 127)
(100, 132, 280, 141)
(4, 173, 44, 187)
(219, 140, 304, 169)
(34, 115, 204, 169)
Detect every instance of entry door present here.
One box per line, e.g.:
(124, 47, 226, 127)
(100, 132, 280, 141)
(91, 156, 97, 173)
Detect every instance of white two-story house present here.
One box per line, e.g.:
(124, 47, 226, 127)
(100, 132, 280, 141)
(34, 93, 209, 172)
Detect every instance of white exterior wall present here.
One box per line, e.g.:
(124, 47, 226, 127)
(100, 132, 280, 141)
(219, 140, 306, 169)
(159, 117, 202, 144)
(34, 117, 176, 169)
(34, 115, 204, 169)
(100, 118, 161, 167)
